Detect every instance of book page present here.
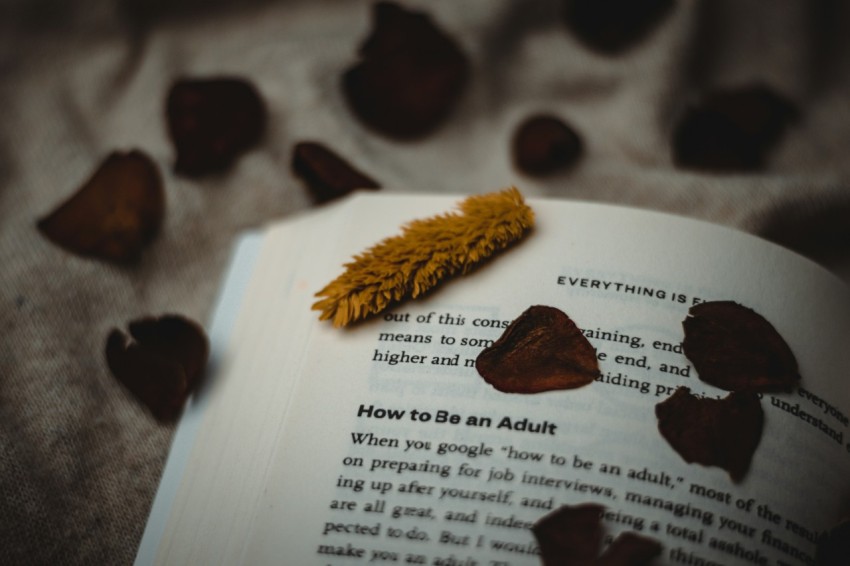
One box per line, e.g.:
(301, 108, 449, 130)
(142, 199, 355, 564)
(152, 194, 850, 566)
(135, 231, 263, 565)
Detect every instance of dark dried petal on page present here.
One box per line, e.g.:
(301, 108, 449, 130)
(37, 150, 164, 263)
(167, 77, 265, 176)
(292, 142, 380, 204)
(682, 300, 800, 392)
(816, 518, 850, 566)
(512, 115, 583, 176)
(656, 387, 763, 482)
(533, 503, 605, 565)
(563, 0, 674, 54)
(596, 532, 663, 566)
(106, 315, 209, 422)
(672, 84, 798, 171)
(476, 305, 599, 394)
(342, 1, 470, 139)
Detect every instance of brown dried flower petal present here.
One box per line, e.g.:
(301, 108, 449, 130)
(37, 151, 164, 263)
(533, 504, 605, 565)
(563, 0, 674, 54)
(292, 142, 380, 204)
(533, 504, 662, 566)
(597, 532, 663, 566)
(656, 387, 764, 482)
(106, 314, 209, 422)
(683, 300, 800, 393)
(167, 77, 265, 176)
(672, 84, 798, 171)
(816, 518, 850, 566)
(512, 115, 583, 176)
(342, 1, 470, 139)
(476, 305, 599, 394)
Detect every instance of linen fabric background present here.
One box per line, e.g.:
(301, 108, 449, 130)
(2, 0, 850, 563)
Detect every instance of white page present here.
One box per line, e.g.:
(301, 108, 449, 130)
(143, 200, 354, 564)
(135, 231, 263, 566)
(150, 194, 850, 566)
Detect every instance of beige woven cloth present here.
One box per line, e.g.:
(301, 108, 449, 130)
(2, 1, 849, 563)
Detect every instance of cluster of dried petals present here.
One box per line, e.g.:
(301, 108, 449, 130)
(476, 305, 599, 394)
(651, 300, 801, 481)
(475, 298, 794, 485)
(106, 315, 209, 422)
(38, 75, 266, 421)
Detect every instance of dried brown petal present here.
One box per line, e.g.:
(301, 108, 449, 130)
(476, 305, 599, 394)
(534, 504, 663, 566)
(816, 518, 850, 566)
(166, 77, 265, 176)
(656, 387, 763, 482)
(37, 151, 164, 263)
(512, 115, 583, 176)
(596, 532, 663, 566)
(563, 0, 674, 54)
(106, 314, 209, 422)
(533, 504, 605, 566)
(683, 300, 800, 393)
(672, 84, 798, 171)
(292, 142, 380, 204)
(342, 1, 470, 139)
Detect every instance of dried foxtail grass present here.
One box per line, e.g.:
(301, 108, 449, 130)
(313, 187, 535, 327)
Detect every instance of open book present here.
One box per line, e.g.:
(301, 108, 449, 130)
(136, 192, 850, 565)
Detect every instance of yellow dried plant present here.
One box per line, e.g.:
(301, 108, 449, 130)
(313, 187, 535, 327)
